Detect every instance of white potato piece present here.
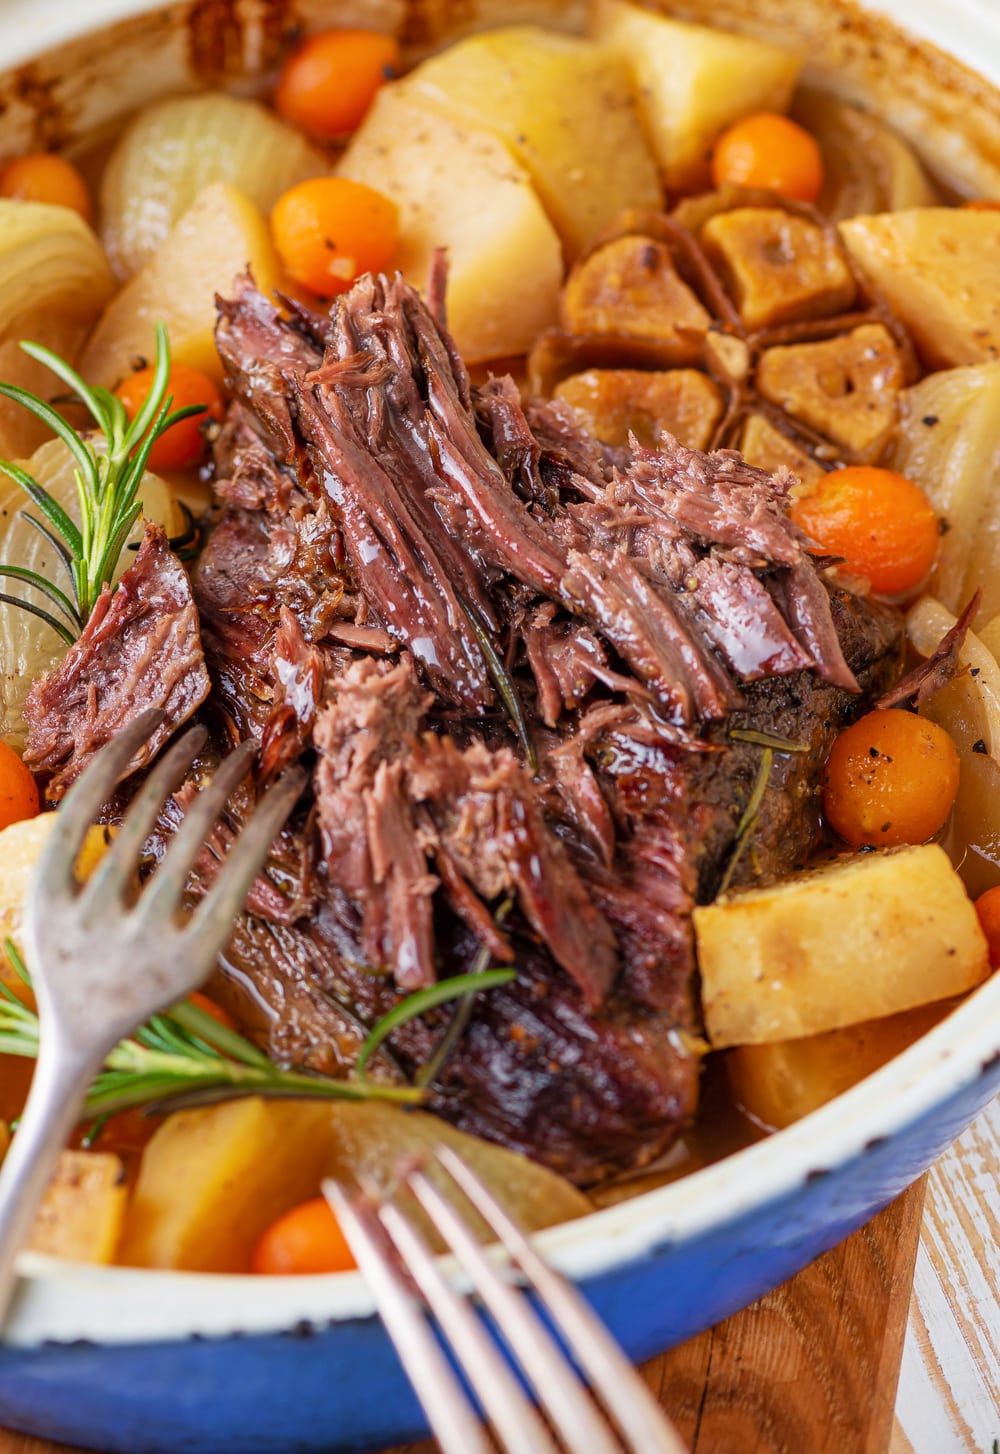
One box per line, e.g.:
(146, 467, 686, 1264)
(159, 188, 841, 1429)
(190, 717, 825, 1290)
(839, 209, 1000, 370)
(80, 182, 282, 389)
(0, 201, 115, 459)
(908, 597, 1000, 898)
(339, 87, 562, 363)
(893, 365, 1000, 624)
(405, 25, 660, 257)
(121, 1096, 591, 1272)
(28, 1150, 127, 1264)
(726, 999, 958, 1131)
(0, 814, 110, 991)
(695, 845, 989, 1047)
(0, 438, 178, 748)
(588, 0, 800, 192)
(101, 93, 326, 279)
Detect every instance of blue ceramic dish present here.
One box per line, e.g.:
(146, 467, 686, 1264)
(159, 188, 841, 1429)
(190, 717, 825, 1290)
(0, 2, 999, 1450)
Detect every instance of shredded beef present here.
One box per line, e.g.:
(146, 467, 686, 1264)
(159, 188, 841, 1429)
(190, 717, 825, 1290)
(23, 524, 209, 799)
(152, 268, 907, 1184)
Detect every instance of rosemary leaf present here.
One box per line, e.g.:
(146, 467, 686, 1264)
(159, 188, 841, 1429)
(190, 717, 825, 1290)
(463, 605, 537, 771)
(417, 897, 515, 1089)
(0, 460, 83, 558)
(0, 321, 202, 634)
(0, 564, 81, 628)
(356, 967, 517, 1082)
(729, 727, 809, 753)
(716, 746, 774, 897)
(0, 937, 426, 1123)
(0, 592, 75, 645)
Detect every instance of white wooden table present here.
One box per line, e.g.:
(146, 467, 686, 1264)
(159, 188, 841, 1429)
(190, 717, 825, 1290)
(891, 1097, 1000, 1453)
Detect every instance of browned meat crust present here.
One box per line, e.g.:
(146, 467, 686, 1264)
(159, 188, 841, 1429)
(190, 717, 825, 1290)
(166, 271, 905, 1185)
(23, 523, 210, 800)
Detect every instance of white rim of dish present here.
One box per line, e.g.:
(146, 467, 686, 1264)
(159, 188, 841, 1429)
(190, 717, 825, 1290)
(0, 0, 998, 1350)
(10, 965, 1000, 1347)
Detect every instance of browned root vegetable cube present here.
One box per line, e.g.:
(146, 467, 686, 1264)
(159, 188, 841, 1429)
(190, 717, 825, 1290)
(739, 413, 826, 490)
(701, 208, 855, 331)
(755, 322, 905, 459)
(28, 1150, 128, 1264)
(560, 236, 711, 359)
(555, 367, 723, 450)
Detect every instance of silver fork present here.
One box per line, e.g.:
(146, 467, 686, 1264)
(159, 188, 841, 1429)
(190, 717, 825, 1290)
(324, 1145, 690, 1454)
(0, 706, 305, 1319)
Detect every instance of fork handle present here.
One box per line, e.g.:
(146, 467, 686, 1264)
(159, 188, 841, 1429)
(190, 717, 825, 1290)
(0, 1034, 94, 1326)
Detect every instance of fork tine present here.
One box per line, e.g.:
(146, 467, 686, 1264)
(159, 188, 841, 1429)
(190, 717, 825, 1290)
(437, 1145, 690, 1454)
(134, 738, 259, 923)
(179, 765, 306, 957)
(79, 724, 208, 910)
(323, 1181, 494, 1454)
(408, 1167, 622, 1454)
(375, 1197, 561, 1454)
(33, 707, 165, 898)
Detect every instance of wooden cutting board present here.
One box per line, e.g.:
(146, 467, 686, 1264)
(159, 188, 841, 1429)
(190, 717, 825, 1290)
(2, 1097, 997, 1454)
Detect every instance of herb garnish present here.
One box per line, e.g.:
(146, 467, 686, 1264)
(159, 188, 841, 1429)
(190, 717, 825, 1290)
(0, 323, 204, 642)
(716, 746, 774, 897)
(355, 967, 517, 1082)
(0, 940, 424, 1121)
(0, 939, 518, 1122)
(729, 727, 809, 753)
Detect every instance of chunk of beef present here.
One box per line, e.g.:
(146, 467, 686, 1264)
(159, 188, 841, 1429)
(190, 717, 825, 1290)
(178, 268, 906, 1186)
(23, 524, 209, 799)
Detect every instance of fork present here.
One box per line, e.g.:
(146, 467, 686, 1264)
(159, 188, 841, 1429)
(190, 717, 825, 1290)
(325, 1145, 690, 1454)
(0, 706, 305, 1320)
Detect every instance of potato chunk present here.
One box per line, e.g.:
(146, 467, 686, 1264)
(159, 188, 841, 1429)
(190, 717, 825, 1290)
(695, 844, 989, 1047)
(701, 208, 855, 330)
(555, 368, 722, 449)
(561, 236, 711, 358)
(726, 999, 957, 1130)
(839, 209, 1000, 369)
(28, 1150, 127, 1264)
(120, 1097, 590, 1272)
(0, 815, 110, 991)
(338, 86, 562, 363)
(79, 182, 282, 389)
(406, 26, 661, 257)
(755, 323, 904, 460)
(588, 0, 800, 191)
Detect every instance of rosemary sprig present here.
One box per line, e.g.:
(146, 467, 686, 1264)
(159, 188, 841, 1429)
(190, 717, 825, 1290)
(0, 940, 423, 1121)
(729, 727, 809, 753)
(0, 323, 205, 637)
(356, 968, 517, 1082)
(716, 746, 774, 898)
(416, 897, 514, 1089)
(462, 601, 537, 771)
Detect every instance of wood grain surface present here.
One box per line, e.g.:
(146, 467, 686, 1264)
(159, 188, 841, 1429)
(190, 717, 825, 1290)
(891, 1096, 1000, 1454)
(1, 1099, 995, 1454)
